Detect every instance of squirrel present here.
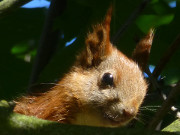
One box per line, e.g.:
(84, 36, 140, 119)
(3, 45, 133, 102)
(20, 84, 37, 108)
(13, 7, 154, 127)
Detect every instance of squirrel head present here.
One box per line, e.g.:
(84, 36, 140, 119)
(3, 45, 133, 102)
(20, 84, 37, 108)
(68, 7, 153, 127)
(13, 7, 154, 127)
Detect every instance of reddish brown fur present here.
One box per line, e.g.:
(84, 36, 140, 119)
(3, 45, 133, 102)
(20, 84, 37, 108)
(132, 29, 154, 70)
(14, 7, 153, 127)
(14, 84, 79, 123)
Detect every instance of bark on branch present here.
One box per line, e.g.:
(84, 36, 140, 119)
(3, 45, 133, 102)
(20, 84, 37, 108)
(153, 34, 180, 78)
(0, 0, 31, 17)
(111, 0, 152, 43)
(28, 0, 67, 89)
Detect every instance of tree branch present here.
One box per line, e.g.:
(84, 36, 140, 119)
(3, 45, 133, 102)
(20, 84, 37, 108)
(153, 34, 180, 78)
(148, 81, 180, 130)
(0, 100, 172, 135)
(111, 0, 151, 43)
(28, 0, 67, 90)
(0, 0, 31, 17)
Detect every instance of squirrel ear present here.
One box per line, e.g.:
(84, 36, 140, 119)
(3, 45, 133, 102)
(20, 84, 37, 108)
(78, 7, 113, 67)
(132, 29, 154, 71)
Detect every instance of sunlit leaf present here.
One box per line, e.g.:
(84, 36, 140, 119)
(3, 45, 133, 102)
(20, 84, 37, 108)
(162, 119, 180, 132)
(11, 43, 29, 54)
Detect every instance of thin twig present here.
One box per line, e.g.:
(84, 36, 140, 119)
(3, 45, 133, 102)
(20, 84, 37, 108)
(28, 0, 67, 91)
(0, 0, 31, 17)
(153, 34, 180, 78)
(111, 0, 151, 43)
(148, 81, 180, 130)
(145, 67, 167, 101)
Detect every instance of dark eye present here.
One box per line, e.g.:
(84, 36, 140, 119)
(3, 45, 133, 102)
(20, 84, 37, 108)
(101, 73, 114, 87)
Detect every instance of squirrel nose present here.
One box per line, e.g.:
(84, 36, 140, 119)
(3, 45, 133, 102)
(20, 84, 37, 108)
(122, 107, 136, 118)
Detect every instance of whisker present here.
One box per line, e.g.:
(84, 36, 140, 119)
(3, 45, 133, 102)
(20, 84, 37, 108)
(140, 105, 161, 108)
(134, 116, 145, 125)
(139, 108, 157, 112)
(140, 105, 161, 112)
(40, 83, 65, 86)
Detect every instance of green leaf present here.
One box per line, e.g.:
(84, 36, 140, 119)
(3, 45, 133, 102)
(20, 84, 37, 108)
(162, 119, 180, 133)
(11, 42, 37, 62)
(163, 68, 180, 85)
(11, 43, 29, 55)
(0, 8, 44, 100)
(0, 100, 9, 107)
(136, 14, 174, 33)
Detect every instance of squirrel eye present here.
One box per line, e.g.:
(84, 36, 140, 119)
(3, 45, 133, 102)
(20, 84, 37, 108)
(101, 73, 114, 87)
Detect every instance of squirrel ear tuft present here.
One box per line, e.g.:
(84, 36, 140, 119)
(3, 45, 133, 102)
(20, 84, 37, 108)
(132, 28, 154, 71)
(77, 6, 113, 67)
